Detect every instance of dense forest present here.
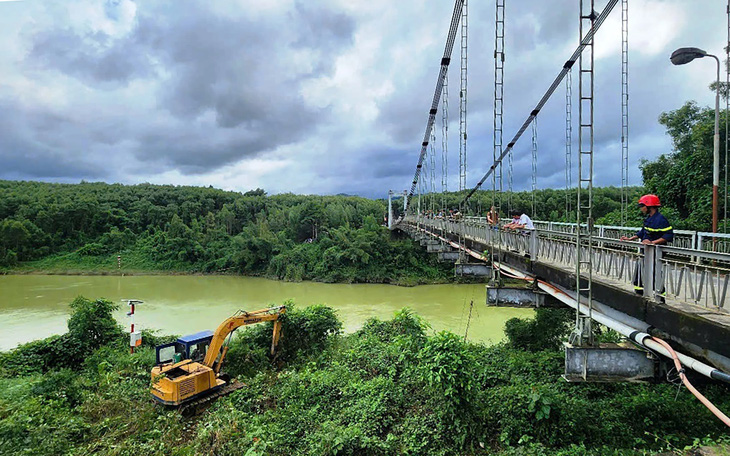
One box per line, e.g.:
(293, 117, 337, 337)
(1, 298, 727, 455)
(0, 181, 452, 284)
(0, 180, 643, 282)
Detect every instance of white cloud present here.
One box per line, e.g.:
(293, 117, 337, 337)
(0, 0, 726, 198)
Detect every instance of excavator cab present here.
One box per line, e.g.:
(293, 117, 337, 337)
(155, 330, 214, 365)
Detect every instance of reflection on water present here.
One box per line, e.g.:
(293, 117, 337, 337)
(0, 275, 533, 350)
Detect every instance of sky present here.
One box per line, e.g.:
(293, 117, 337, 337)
(0, 0, 726, 198)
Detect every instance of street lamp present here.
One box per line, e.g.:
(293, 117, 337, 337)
(670, 47, 721, 235)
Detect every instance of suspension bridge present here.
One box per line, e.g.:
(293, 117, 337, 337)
(387, 0, 730, 394)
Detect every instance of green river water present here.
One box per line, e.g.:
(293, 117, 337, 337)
(0, 275, 533, 351)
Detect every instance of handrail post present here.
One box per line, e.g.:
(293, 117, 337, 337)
(529, 229, 539, 260)
(643, 244, 662, 302)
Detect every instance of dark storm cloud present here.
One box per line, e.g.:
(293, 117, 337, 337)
(28, 27, 154, 86)
(0, 0, 724, 196)
(16, 0, 355, 175)
(0, 98, 107, 179)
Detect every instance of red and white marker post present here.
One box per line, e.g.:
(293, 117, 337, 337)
(123, 299, 144, 353)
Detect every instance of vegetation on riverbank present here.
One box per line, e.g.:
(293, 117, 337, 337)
(0, 181, 453, 285)
(1, 297, 728, 455)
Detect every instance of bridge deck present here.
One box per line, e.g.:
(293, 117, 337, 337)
(400, 218, 730, 365)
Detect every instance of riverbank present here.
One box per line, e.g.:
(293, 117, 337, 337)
(1, 299, 728, 456)
(2, 248, 463, 286)
(0, 275, 516, 351)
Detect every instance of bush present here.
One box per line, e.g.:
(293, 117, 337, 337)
(504, 308, 573, 351)
(0, 296, 122, 376)
(224, 303, 342, 377)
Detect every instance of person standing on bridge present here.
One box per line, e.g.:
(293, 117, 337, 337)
(620, 194, 674, 295)
(487, 206, 499, 228)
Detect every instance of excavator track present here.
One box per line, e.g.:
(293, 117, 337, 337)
(180, 380, 245, 417)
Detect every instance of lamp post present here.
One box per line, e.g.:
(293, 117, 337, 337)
(670, 47, 721, 235)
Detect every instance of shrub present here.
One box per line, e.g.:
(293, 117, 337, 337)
(224, 303, 342, 377)
(504, 308, 573, 351)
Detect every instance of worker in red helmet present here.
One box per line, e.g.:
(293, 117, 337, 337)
(620, 194, 673, 295)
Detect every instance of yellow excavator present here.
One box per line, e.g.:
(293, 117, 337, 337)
(150, 305, 285, 412)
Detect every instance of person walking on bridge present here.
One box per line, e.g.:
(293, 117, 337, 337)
(620, 194, 674, 295)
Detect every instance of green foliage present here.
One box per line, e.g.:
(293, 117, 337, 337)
(0, 180, 450, 283)
(640, 101, 729, 231)
(0, 297, 123, 376)
(1, 304, 730, 455)
(504, 308, 573, 351)
(225, 303, 343, 377)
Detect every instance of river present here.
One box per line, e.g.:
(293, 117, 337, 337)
(0, 275, 533, 350)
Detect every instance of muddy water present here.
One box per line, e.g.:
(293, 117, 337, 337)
(0, 275, 533, 350)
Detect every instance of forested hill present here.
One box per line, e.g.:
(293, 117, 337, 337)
(0, 180, 450, 284)
(0, 180, 646, 281)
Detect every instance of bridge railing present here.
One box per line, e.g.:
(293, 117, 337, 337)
(460, 216, 706, 252)
(402, 215, 730, 311)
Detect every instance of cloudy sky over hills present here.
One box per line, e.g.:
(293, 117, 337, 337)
(0, 0, 725, 197)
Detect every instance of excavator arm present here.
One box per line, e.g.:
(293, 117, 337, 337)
(203, 305, 286, 370)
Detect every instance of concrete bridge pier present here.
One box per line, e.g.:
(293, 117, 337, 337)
(438, 251, 460, 263)
(487, 285, 546, 307)
(563, 342, 660, 383)
(455, 262, 491, 276)
(426, 242, 451, 253)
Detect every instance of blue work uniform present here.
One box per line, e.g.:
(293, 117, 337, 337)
(633, 210, 673, 294)
(635, 211, 674, 244)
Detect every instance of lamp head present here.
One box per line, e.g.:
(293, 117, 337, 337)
(670, 47, 708, 65)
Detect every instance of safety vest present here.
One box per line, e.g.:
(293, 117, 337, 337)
(636, 211, 674, 243)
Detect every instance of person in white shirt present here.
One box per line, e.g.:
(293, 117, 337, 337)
(503, 209, 534, 231)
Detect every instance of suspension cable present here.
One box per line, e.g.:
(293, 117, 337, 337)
(491, 0, 506, 286)
(459, 0, 468, 193)
(406, 0, 465, 211)
(572, 0, 596, 346)
(442, 75, 449, 211)
(531, 117, 538, 217)
(620, 0, 629, 224)
(461, 0, 619, 206)
(565, 69, 573, 221)
(725, 0, 729, 232)
(430, 126, 437, 214)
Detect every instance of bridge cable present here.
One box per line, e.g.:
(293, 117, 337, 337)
(442, 73, 449, 212)
(531, 117, 538, 217)
(430, 126, 437, 215)
(460, 0, 619, 207)
(405, 0, 465, 212)
(565, 68, 573, 221)
(620, 0, 629, 224)
(459, 0, 468, 193)
(572, 0, 596, 346)
(491, 0, 506, 286)
(725, 0, 729, 233)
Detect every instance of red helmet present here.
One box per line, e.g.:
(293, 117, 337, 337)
(638, 194, 661, 207)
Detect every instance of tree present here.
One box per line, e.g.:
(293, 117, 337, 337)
(640, 101, 728, 230)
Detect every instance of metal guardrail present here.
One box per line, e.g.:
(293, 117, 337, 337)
(402, 215, 730, 312)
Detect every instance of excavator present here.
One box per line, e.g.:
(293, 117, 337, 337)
(150, 305, 285, 412)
